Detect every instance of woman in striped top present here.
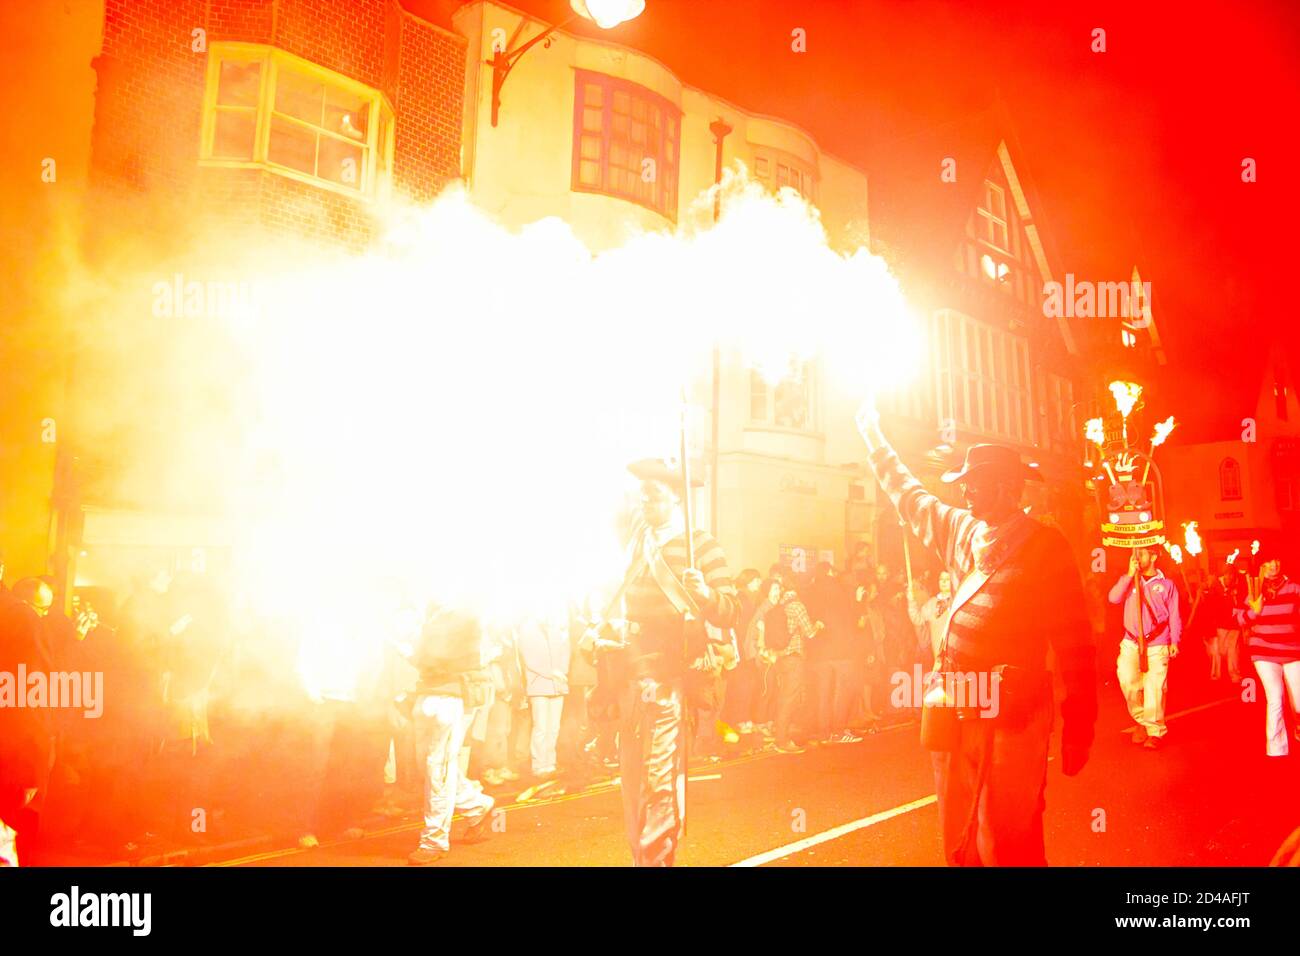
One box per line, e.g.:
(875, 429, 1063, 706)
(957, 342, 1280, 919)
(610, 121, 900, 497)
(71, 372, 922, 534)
(1235, 551, 1300, 757)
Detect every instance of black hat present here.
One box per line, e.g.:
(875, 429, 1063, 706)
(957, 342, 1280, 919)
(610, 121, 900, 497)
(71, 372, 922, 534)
(627, 457, 704, 492)
(941, 444, 1043, 484)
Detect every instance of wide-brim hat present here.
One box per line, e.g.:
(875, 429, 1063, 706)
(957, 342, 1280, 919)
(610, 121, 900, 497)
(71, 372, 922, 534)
(628, 457, 704, 492)
(941, 443, 1043, 483)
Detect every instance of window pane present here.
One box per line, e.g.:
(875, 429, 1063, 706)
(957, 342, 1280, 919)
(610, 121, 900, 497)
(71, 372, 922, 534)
(275, 68, 324, 125)
(218, 59, 261, 107)
(318, 135, 364, 189)
(750, 372, 767, 421)
(584, 83, 603, 107)
(324, 87, 368, 140)
(612, 89, 630, 115)
(578, 160, 601, 187)
(583, 106, 603, 132)
(268, 115, 316, 173)
(609, 141, 629, 170)
(580, 136, 601, 161)
(212, 109, 256, 159)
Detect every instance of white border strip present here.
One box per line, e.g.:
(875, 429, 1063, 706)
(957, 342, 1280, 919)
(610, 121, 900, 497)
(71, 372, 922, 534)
(729, 794, 938, 867)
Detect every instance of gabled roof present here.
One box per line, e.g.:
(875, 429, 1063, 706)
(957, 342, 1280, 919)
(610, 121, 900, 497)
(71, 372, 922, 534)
(865, 97, 1076, 353)
(1164, 340, 1295, 445)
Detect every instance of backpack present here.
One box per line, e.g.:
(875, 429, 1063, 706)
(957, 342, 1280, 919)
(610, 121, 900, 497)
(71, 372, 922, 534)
(764, 603, 792, 652)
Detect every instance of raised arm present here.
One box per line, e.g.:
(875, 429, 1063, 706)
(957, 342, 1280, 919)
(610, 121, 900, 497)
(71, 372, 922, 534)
(1108, 574, 1133, 605)
(856, 401, 979, 575)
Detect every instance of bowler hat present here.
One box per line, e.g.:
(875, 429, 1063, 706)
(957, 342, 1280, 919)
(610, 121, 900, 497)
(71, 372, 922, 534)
(628, 457, 704, 492)
(941, 444, 1043, 484)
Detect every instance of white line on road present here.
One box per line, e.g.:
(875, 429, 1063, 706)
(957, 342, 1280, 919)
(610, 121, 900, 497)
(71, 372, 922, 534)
(729, 794, 938, 867)
(1119, 695, 1237, 734)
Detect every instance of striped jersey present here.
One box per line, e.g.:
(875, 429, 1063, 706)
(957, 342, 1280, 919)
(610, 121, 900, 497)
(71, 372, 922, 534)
(1235, 575, 1300, 664)
(624, 529, 739, 679)
(865, 442, 1097, 720)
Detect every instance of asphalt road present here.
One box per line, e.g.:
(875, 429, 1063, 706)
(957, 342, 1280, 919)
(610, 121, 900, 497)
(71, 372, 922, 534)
(215, 674, 1300, 868)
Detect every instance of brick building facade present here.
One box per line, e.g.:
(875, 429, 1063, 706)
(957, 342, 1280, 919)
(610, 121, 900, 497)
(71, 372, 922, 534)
(45, 0, 469, 600)
(90, 0, 464, 248)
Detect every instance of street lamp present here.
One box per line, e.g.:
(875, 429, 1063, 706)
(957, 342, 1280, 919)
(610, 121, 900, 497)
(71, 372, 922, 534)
(570, 0, 645, 29)
(488, 0, 646, 126)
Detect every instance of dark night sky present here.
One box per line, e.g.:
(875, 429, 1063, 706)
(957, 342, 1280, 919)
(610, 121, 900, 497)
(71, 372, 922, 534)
(419, 0, 1300, 426)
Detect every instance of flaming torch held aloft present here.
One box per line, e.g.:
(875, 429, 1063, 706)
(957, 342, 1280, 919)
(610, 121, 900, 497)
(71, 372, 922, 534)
(1109, 381, 1143, 442)
(1249, 539, 1263, 602)
(1142, 416, 1176, 485)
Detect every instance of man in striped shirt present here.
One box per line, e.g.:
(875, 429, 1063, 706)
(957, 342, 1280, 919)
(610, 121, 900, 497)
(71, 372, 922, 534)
(857, 401, 1097, 866)
(600, 458, 739, 867)
(1234, 546, 1300, 756)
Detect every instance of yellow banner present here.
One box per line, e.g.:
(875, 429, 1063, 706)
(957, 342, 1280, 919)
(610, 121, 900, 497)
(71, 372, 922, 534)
(1102, 533, 1166, 549)
(1101, 520, 1163, 535)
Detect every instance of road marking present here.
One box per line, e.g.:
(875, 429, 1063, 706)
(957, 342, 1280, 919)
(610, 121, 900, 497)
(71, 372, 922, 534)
(729, 794, 938, 867)
(1119, 695, 1236, 734)
(215, 724, 920, 866)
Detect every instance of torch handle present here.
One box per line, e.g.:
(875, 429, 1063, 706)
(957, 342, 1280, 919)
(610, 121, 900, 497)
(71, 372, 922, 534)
(680, 390, 695, 569)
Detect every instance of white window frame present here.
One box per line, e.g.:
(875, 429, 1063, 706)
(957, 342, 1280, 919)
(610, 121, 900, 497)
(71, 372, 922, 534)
(977, 181, 1010, 252)
(934, 309, 1033, 444)
(199, 42, 395, 201)
(752, 146, 817, 203)
(749, 360, 819, 433)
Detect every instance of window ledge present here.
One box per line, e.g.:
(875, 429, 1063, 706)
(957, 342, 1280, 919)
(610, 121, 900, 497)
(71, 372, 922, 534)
(199, 158, 379, 203)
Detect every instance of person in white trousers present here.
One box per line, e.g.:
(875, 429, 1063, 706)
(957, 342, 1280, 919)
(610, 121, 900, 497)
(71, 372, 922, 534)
(411, 692, 495, 862)
(517, 611, 571, 778)
(1110, 547, 1181, 750)
(1234, 550, 1300, 757)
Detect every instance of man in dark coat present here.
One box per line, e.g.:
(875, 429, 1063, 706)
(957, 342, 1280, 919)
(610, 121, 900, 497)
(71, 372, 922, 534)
(858, 401, 1096, 865)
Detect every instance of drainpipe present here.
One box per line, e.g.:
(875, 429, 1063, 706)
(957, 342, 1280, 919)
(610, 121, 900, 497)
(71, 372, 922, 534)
(708, 117, 732, 537)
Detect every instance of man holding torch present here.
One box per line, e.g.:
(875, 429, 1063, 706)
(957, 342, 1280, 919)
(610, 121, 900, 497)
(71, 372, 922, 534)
(856, 400, 1097, 866)
(582, 458, 739, 867)
(1109, 546, 1181, 749)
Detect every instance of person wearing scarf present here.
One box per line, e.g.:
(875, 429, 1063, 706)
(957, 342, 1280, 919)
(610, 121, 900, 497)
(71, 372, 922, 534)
(593, 458, 739, 867)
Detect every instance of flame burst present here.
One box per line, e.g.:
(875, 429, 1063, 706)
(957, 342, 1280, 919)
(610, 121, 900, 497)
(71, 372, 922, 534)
(1182, 520, 1202, 556)
(213, 181, 919, 696)
(1150, 415, 1176, 448)
(1084, 417, 1105, 448)
(1109, 381, 1143, 419)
